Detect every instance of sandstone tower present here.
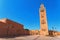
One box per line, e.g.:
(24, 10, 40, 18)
(39, 4, 49, 36)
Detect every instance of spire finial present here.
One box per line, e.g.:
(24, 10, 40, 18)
(40, 3, 45, 12)
(40, 3, 44, 8)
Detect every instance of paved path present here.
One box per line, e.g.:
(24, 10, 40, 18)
(0, 35, 60, 40)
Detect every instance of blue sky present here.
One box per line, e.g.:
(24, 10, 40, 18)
(0, 0, 60, 31)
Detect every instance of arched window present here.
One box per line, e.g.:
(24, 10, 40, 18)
(42, 29, 46, 31)
(41, 20, 46, 24)
(41, 9, 44, 12)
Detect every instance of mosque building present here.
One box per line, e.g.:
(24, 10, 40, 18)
(0, 4, 60, 37)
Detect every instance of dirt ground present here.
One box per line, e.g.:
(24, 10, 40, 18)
(0, 35, 60, 40)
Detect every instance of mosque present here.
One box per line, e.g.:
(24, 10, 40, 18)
(0, 4, 60, 37)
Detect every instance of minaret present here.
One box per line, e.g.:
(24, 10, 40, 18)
(39, 4, 49, 36)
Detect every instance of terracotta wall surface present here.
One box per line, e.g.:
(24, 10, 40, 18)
(5, 19, 24, 35)
(0, 18, 24, 37)
(29, 30, 40, 35)
(48, 30, 60, 36)
(24, 29, 30, 35)
(56, 32, 60, 36)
